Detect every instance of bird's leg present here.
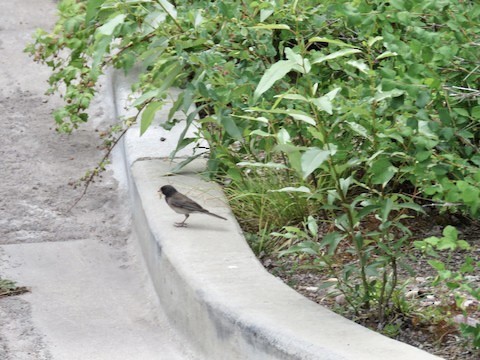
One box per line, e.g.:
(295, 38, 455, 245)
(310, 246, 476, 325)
(174, 214, 189, 227)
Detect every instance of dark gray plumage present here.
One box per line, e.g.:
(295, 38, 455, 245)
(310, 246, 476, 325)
(159, 185, 227, 227)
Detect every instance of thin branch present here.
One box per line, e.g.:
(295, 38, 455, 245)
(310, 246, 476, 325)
(154, 0, 184, 32)
(65, 125, 130, 213)
(65, 101, 150, 212)
(66, 95, 157, 213)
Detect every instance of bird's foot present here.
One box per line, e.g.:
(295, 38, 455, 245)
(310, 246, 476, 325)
(174, 222, 187, 227)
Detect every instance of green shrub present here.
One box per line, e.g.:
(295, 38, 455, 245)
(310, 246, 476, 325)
(28, 0, 480, 332)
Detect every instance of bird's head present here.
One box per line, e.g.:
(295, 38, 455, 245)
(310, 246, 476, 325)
(159, 185, 177, 197)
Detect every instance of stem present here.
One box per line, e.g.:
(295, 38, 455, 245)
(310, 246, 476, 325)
(328, 156, 371, 308)
(366, 44, 378, 150)
(378, 266, 388, 323)
(325, 257, 359, 315)
(386, 257, 398, 307)
(155, 0, 184, 32)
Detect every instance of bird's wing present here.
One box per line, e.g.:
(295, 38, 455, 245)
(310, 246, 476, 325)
(168, 193, 206, 213)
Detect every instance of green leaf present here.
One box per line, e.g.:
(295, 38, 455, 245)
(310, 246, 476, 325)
(134, 62, 182, 107)
(276, 128, 290, 145)
(220, 114, 242, 140)
(339, 177, 352, 197)
(235, 115, 269, 124)
(437, 238, 457, 251)
(245, 107, 315, 125)
(367, 36, 383, 47)
(170, 137, 196, 155)
(370, 158, 398, 185)
(438, 270, 453, 280)
(92, 35, 112, 69)
(311, 48, 362, 65)
(376, 51, 398, 61)
(286, 150, 303, 176)
(143, 10, 167, 33)
(373, 89, 405, 102)
(309, 37, 358, 48)
(460, 257, 475, 273)
(396, 202, 425, 214)
(140, 101, 164, 136)
(168, 91, 186, 120)
(424, 236, 440, 246)
(254, 58, 296, 101)
(389, 0, 407, 10)
(453, 108, 469, 117)
(457, 181, 480, 214)
(252, 24, 291, 30)
(260, 9, 274, 22)
(97, 14, 126, 36)
(301, 147, 334, 179)
(312, 88, 341, 114)
(275, 93, 309, 102)
(237, 162, 288, 170)
(381, 198, 394, 222)
(171, 107, 201, 158)
(416, 91, 431, 108)
(346, 60, 369, 74)
(250, 129, 273, 137)
(457, 240, 471, 251)
(472, 106, 480, 119)
(176, 38, 207, 50)
(312, 96, 333, 114)
(428, 259, 446, 271)
(85, 0, 105, 24)
(413, 240, 426, 250)
(346, 121, 371, 140)
(415, 150, 431, 162)
(169, 152, 203, 174)
(318, 281, 337, 290)
(157, 0, 177, 18)
(133, 89, 162, 107)
(321, 232, 345, 255)
(153, 62, 183, 94)
(307, 216, 318, 236)
(345, 237, 362, 257)
(285, 109, 316, 125)
(442, 225, 458, 241)
(269, 186, 311, 193)
(280, 241, 320, 256)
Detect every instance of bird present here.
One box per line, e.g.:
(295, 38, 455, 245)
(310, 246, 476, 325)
(158, 185, 227, 227)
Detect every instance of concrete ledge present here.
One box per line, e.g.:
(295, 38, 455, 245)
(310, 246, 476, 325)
(109, 70, 441, 359)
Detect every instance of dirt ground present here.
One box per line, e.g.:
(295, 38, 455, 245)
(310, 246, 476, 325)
(262, 214, 480, 360)
(0, 89, 129, 246)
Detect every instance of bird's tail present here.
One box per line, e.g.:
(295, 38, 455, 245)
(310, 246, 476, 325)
(205, 211, 227, 221)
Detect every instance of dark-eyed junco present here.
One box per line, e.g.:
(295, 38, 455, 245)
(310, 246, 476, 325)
(159, 185, 227, 227)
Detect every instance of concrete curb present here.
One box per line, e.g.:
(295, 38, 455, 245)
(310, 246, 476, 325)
(108, 70, 442, 360)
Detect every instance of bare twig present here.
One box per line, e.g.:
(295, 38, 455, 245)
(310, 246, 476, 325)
(66, 126, 130, 213)
(444, 85, 480, 101)
(154, 0, 184, 32)
(66, 92, 155, 213)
